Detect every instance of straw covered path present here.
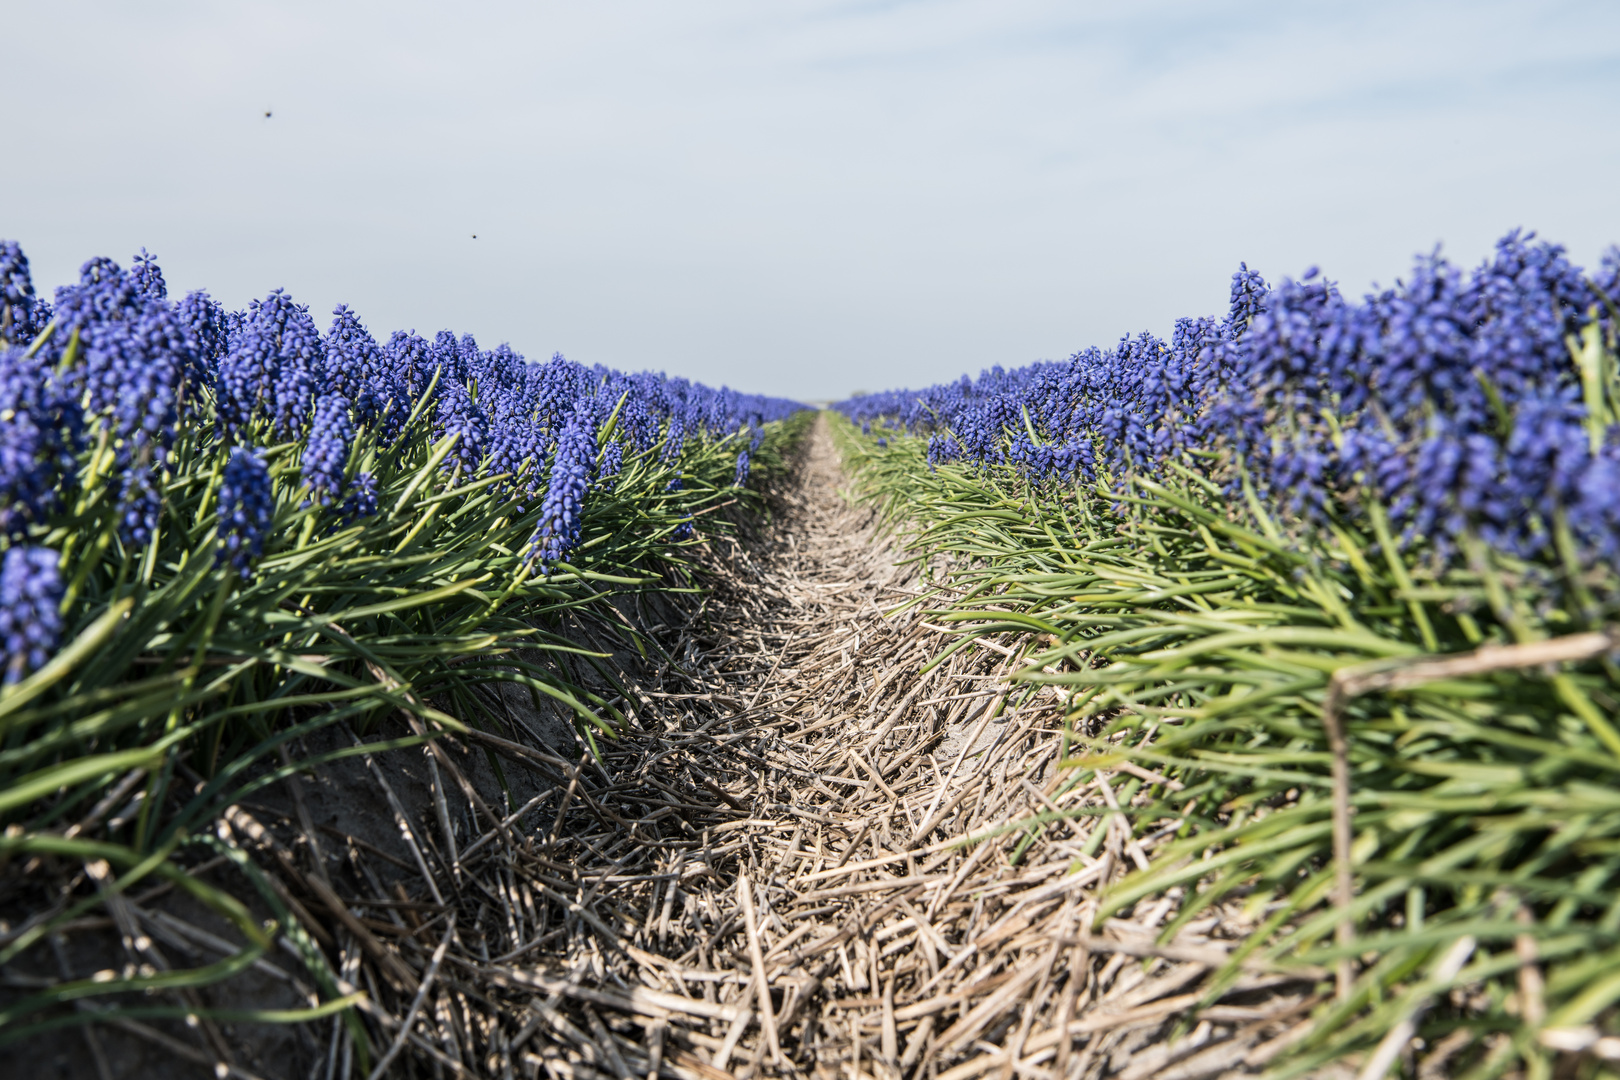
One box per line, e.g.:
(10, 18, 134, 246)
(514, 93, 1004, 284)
(53, 417, 1323, 1079)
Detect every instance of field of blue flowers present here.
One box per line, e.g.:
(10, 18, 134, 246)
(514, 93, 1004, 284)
(5, 225, 1620, 1077)
(843, 231, 1618, 570)
(835, 231, 1620, 1077)
(0, 241, 806, 1055)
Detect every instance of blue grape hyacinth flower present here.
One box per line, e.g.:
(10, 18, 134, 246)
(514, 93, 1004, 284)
(0, 240, 41, 345)
(667, 476, 695, 541)
(217, 290, 325, 438)
(528, 414, 595, 569)
(302, 393, 353, 505)
(218, 447, 275, 578)
(340, 470, 380, 522)
(326, 305, 403, 431)
(0, 346, 80, 538)
(596, 442, 625, 492)
(0, 546, 63, 685)
(129, 248, 167, 302)
(177, 289, 229, 396)
(119, 466, 164, 548)
(435, 378, 490, 474)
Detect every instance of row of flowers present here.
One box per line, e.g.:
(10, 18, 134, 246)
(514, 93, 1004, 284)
(0, 243, 804, 684)
(837, 230, 1620, 568)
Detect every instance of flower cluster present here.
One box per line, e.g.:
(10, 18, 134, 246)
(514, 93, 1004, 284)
(529, 414, 596, 569)
(597, 442, 625, 492)
(1218, 231, 1620, 561)
(177, 290, 229, 395)
(326, 305, 403, 431)
(0, 346, 80, 538)
(217, 447, 275, 578)
(0, 239, 806, 597)
(841, 229, 1620, 567)
(0, 241, 47, 345)
(0, 546, 63, 685)
(217, 289, 325, 438)
(340, 471, 380, 523)
(47, 256, 207, 544)
(667, 477, 694, 542)
(302, 393, 353, 504)
(843, 330, 1207, 493)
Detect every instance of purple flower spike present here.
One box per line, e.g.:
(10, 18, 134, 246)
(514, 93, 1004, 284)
(0, 346, 80, 538)
(0, 546, 63, 685)
(340, 470, 380, 522)
(176, 290, 229, 395)
(434, 378, 490, 474)
(217, 447, 275, 578)
(302, 393, 353, 504)
(0, 240, 43, 345)
(217, 289, 325, 437)
(527, 414, 596, 569)
(327, 305, 403, 431)
(129, 249, 167, 302)
(667, 476, 694, 541)
(596, 442, 625, 493)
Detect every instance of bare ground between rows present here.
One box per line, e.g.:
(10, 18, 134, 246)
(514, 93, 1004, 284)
(10, 415, 1330, 1080)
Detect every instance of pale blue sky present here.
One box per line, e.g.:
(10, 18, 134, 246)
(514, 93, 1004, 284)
(9, 1, 1620, 399)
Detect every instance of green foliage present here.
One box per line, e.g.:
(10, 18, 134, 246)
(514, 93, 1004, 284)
(0, 383, 810, 1052)
(833, 409, 1620, 1078)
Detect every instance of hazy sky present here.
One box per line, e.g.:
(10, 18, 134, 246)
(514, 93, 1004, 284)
(9, 1, 1620, 400)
